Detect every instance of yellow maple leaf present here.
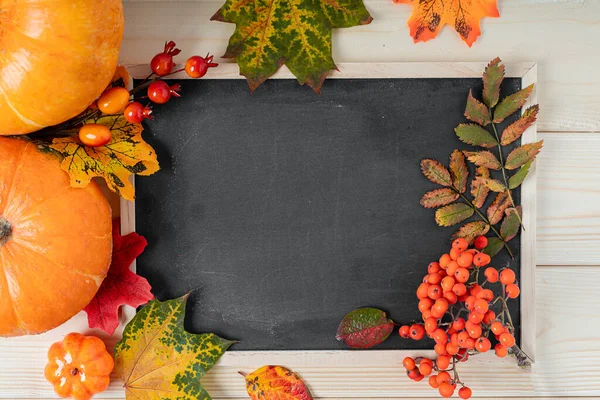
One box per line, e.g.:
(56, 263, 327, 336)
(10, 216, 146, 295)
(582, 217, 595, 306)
(44, 115, 159, 201)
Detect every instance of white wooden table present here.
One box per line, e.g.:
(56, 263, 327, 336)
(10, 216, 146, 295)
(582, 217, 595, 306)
(3, 1, 599, 399)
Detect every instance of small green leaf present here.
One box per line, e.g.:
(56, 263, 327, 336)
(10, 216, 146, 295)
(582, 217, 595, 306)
(450, 150, 468, 193)
(505, 140, 543, 170)
(465, 90, 491, 126)
(508, 161, 532, 189)
(501, 105, 539, 146)
(421, 159, 453, 187)
(487, 191, 511, 225)
(493, 84, 534, 123)
(336, 308, 394, 349)
(482, 57, 505, 108)
(483, 237, 504, 257)
(501, 206, 523, 242)
(464, 150, 502, 170)
(452, 221, 490, 245)
(480, 177, 506, 193)
(420, 188, 459, 209)
(455, 124, 498, 148)
(435, 203, 474, 227)
(471, 166, 490, 208)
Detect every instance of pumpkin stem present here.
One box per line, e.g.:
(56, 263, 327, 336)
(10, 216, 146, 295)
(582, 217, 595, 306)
(0, 217, 11, 245)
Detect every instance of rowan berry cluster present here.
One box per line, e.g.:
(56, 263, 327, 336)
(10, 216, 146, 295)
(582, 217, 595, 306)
(397, 236, 521, 398)
(78, 41, 217, 147)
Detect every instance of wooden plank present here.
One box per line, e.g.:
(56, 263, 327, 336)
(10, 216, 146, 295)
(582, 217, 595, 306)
(120, 0, 600, 132)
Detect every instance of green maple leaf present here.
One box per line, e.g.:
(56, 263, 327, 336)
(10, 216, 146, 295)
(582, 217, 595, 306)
(114, 296, 235, 400)
(211, 0, 373, 92)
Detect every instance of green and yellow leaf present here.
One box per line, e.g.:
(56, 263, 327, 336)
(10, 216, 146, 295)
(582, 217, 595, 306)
(500, 105, 539, 146)
(454, 124, 497, 148)
(508, 161, 532, 189)
(464, 89, 491, 126)
(482, 57, 504, 108)
(242, 365, 313, 400)
(493, 84, 534, 124)
(471, 166, 490, 208)
(483, 237, 504, 257)
(435, 203, 474, 227)
(463, 150, 502, 170)
(421, 159, 453, 187)
(420, 188, 459, 209)
(487, 191, 511, 225)
(211, 0, 373, 93)
(114, 296, 235, 400)
(43, 115, 159, 201)
(450, 150, 468, 193)
(505, 140, 543, 170)
(452, 221, 490, 245)
(501, 206, 522, 242)
(479, 177, 506, 193)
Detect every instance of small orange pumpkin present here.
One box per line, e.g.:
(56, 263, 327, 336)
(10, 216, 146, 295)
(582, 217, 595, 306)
(0, 138, 112, 336)
(0, 1, 124, 134)
(45, 333, 114, 400)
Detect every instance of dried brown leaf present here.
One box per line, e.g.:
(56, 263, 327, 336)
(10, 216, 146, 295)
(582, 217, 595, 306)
(421, 159, 452, 187)
(487, 191, 511, 225)
(450, 150, 468, 193)
(500, 105, 539, 146)
(452, 221, 490, 245)
(463, 150, 502, 170)
(465, 89, 491, 126)
(420, 188, 459, 209)
(505, 140, 543, 170)
(471, 166, 490, 208)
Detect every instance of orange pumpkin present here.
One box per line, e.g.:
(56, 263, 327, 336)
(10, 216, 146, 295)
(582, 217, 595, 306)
(0, 1, 124, 135)
(0, 138, 112, 336)
(45, 333, 114, 400)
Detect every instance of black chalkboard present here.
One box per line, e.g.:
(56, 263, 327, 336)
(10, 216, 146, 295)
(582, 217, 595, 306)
(135, 77, 522, 350)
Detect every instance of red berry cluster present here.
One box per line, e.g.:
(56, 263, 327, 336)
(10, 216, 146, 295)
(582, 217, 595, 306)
(78, 41, 217, 147)
(397, 236, 520, 399)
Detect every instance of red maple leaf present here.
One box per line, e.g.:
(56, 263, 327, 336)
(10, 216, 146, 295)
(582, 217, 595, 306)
(84, 219, 153, 335)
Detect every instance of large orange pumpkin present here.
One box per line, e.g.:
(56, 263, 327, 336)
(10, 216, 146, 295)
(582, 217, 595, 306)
(0, 0, 124, 135)
(0, 138, 112, 336)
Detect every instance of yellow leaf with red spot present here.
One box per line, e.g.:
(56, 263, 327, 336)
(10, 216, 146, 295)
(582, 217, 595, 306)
(242, 365, 313, 400)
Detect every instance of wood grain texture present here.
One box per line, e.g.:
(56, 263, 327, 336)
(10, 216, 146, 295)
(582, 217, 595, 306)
(120, 0, 600, 132)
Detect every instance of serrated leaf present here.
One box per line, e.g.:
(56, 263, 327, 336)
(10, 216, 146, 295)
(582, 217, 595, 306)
(483, 57, 504, 108)
(487, 191, 511, 225)
(336, 308, 394, 349)
(500, 105, 539, 145)
(42, 115, 160, 201)
(501, 206, 523, 242)
(420, 188, 459, 209)
(211, 0, 373, 93)
(421, 159, 452, 187)
(483, 237, 504, 257)
(114, 296, 235, 400)
(493, 84, 534, 123)
(465, 89, 491, 126)
(435, 203, 474, 227)
(471, 166, 490, 208)
(480, 177, 506, 193)
(450, 150, 468, 193)
(464, 150, 502, 170)
(505, 140, 543, 170)
(242, 366, 313, 400)
(508, 161, 532, 189)
(452, 221, 490, 245)
(455, 124, 497, 148)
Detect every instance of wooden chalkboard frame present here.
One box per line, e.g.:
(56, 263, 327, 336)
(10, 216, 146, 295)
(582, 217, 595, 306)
(120, 62, 537, 398)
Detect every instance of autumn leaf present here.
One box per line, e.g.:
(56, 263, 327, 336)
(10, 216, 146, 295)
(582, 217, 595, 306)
(508, 161, 532, 189)
(455, 124, 497, 148)
(452, 221, 490, 245)
(241, 366, 313, 400)
(435, 203, 474, 227)
(450, 150, 468, 193)
(115, 296, 235, 400)
(211, 0, 372, 93)
(479, 177, 506, 193)
(43, 114, 160, 201)
(463, 150, 502, 170)
(500, 105, 539, 146)
(464, 89, 491, 126)
(505, 140, 543, 170)
(420, 188, 459, 209)
(421, 159, 453, 187)
(487, 191, 511, 225)
(493, 84, 534, 123)
(501, 207, 523, 242)
(395, 0, 500, 47)
(483, 237, 504, 257)
(336, 308, 394, 349)
(471, 166, 490, 208)
(84, 220, 153, 335)
(482, 57, 504, 108)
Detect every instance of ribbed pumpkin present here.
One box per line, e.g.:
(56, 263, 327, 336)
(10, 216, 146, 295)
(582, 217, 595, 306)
(0, 138, 112, 336)
(0, 0, 124, 135)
